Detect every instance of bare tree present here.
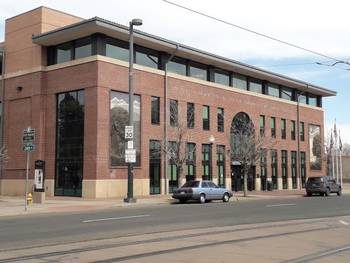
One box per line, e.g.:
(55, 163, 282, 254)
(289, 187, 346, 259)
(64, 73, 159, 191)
(161, 100, 196, 189)
(342, 143, 350, 156)
(229, 119, 274, 197)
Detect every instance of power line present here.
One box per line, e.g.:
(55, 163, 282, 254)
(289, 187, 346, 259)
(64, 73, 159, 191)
(257, 61, 331, 68)
(162, 0, 350, 66)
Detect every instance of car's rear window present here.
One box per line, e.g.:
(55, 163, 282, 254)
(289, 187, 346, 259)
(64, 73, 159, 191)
(182, 181, 200, 188)
(308, 177, 323, 183)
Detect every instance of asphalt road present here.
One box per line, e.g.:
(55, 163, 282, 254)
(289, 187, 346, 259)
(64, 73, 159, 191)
(1, 195, 350, 251)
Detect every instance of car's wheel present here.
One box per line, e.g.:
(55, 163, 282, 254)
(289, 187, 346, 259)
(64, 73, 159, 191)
(222, 193, 230, 202)
(325, 188, 330, 196)
(306, 192, 312, 197)
(337, 189, 342, 196)
(199, 194, 206, 204)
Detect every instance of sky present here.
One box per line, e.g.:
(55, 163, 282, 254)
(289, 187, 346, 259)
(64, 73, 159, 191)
(0, 0, 349, 142)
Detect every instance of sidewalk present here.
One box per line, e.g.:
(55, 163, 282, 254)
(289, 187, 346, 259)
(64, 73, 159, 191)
(1, 184, 349, 217)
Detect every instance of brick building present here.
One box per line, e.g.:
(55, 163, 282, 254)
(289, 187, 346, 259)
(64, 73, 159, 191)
(0, 7, 336, 198)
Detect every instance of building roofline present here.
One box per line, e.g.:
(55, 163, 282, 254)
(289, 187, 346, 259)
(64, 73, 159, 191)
(32, 16, 336, 97)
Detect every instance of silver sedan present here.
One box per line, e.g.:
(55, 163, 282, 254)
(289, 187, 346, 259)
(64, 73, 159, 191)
(172, 180, 233, 203)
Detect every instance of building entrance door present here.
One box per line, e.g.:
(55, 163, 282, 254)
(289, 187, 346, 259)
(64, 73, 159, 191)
(231, 165, 256, 192)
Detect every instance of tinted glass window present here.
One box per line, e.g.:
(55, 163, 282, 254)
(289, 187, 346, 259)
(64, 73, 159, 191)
(214, 71, 230, 86)
(281, 87, 293, 100)
(136, 51, 158, 69)
(268, 83, 280, 97)
(56, 42, 72, 63)
(307, 177, 323, 183)
(75, 37, 92, 59)
(187, 103, 195, 129)
(232, 73, 247, 90)
(208, 182, 217, 188)
(299, 94, 307, 104)
(168, 58, 186, 75)
(308, 94, 317, 106)
(202, 105, 210, 130)
(151, 96, 160, 125)
(249, 79, 263, 93)
(189, 64, 207, 80)
(170, 99, 178, 127)
(106, 43, 129, 62)
(201, 182, 209, 188)
(182, 181, 200, 188)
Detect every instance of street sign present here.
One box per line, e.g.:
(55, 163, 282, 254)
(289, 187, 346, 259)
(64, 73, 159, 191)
(22, 128, 35, 144)
(23, 144, 35, 152)
(125, 126, 133, 139)
(125, 149, 136, 163)
(127, 140, 134, 149)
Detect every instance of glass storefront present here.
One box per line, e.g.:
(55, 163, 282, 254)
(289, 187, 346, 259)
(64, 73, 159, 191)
(55, 90, 84, 197)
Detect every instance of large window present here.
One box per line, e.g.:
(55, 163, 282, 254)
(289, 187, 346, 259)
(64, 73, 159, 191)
(189, 62, 207, 80)
(281, 119, 286, 139)
(202, 144, 211, 180)
(271, 149, 278, 189)
(110, 91, 141, 166)
(301, 151, 306, 188)
(298, 93, 307, 104)
(232, 73, 247, 90)
(55, 90, 85, 197)
(217, 107, 224, 132)
(308, 94, 317, 106)
(74, 37, 92, 59)
(271, 117, 276, 138)
(202, 105, 210, 130)
(187, 102, 195, 129)
(214, 71, 230, 86)
(56, 42, 72, 63)
(249, 79, 263, 93)
(186, 143, 196, 181)
(168, 57, 187, 76)
(281, 150, 288, 189)
(217, 145, 225, 187)
(149, 140, 161, 194)
(170, 99, 178, 127)
(291, 151, 297, 189)
(309, 124, 322, 170)
(300, 122, 305, 141)
(151, 96, 160, 125)
(106, 38, 129, 62)
(281, 87, 293, 100)
(135, 48, 158, 69)
(168, 141, 178, 193)
(268, 83, 280, 97)
(260, 149, 267, 190)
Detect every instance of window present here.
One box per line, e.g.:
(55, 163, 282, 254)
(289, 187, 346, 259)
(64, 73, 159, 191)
(149, 140, 161, 194)
(300, 122, 305, 141)
(281, 119, 286, 139)
(74, 37, 92, 59)
(217, 107, 224, 132)
(214, 71, 230, 86)
(249, 79, 263, 93)
(259, 115, 265, 136)
(268, 83, 280, 97)
(189, 62, 207, 80)
(281, 150, 288, 189)
(135, 48, 158, 69)
(271, 150, 278, 189)
(55, 90, 85, 197)
(0, 51, 3, 75)
(298, 93, 307, 104)
(168, 57, 186, 75)
(301, 151, 306, 188)
(110, 91, 141, 166)
(202, 144, 211, 180)
(151, 96, 160, 125)
(232, 73, 247, 90)
(271, 117, 276, 138)
(170, 99, 178, 127)
(281, 87, 293, 100)
(308, 94, 317, 107)
(291, 120, 296, 140)
(56, 42, 72, 63)
(291, 151, 297, 189)
(186, 143, 196, 181)
(260, 149, 267, 190)
(217, 145, 225, 187)
(106, 38, 129, 61)
(168, 141, 178, 193)
(187, 103, 195, 129)
(202, 105, 210, 130)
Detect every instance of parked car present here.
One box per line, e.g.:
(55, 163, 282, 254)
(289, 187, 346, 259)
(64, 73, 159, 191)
(172, 180, 233, 203)
(305, 176, 342, 196)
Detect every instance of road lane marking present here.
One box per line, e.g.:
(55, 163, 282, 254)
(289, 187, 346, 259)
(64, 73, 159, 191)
(266, 203, 296, 208)
(339, 220, 349, 226)
(82, 214, 150, 223)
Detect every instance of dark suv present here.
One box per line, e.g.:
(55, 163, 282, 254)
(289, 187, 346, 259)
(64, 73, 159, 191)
(306, 176, 341, 196)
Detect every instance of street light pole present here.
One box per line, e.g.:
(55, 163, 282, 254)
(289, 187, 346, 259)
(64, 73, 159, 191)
(124, 18, 142, 203)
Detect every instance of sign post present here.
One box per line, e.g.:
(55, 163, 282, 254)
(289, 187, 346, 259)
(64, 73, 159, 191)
(22, 127, 35, 211)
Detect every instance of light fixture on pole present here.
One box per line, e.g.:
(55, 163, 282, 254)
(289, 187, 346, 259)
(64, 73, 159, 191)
(124, 18, 142, 203)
